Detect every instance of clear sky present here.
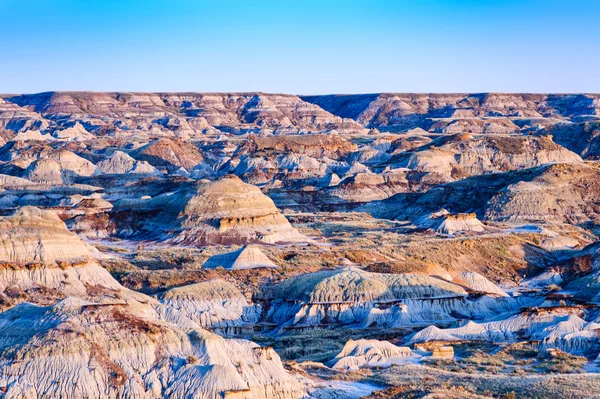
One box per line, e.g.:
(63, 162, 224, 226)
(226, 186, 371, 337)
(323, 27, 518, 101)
(1, 0, 599, 94)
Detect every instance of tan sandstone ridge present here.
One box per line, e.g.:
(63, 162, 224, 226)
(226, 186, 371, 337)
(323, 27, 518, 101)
(0, 206, 93, 265)
(114, 175, 307, 245)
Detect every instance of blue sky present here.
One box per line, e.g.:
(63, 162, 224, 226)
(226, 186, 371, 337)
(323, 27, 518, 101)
(0, 0, 599, 94)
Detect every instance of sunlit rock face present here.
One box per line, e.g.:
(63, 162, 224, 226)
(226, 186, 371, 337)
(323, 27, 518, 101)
(1, 91, 600, 397)
(0, 296, 307, 399)
(113, 175, 307, 245)
(262, 267, 536, 330)
(0, 206, 93, 265)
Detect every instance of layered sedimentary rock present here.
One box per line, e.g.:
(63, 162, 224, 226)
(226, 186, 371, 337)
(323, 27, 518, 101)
(416, 210, 485, 235)
(410, 307, 600, 356)
(24, 158, 66, 184)
(96, 150, 160, 175)
(48, 150, 98, 177)
(263, 267, 535, 329)
(363, 163, 600, 225)
(235, 134, 358, 159)
(302, 93, 600, 130)
(0, 97, 48, 132)
(459, 272, 508, 297)
(131, 138, 205, 172)
(52, 122, 95, 141)
(445, 135, 582, 176)
(114, 175, 306, 245)
(0, 206, 93, 265)
(203, 245, 278, 270)
(0, 209, 306, 399)
(158, 279, 261, 329)
(3, 92, 366, 134)
(329, 339, 415, 370)
(485, 163, 600, 224)
(0, 296, 306, 399)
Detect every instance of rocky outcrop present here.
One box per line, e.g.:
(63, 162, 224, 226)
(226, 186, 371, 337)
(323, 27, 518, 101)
(0, 297, 306, 399)
(48, 150, 98, 177)
(131, 138, 205, 172)
(158, 279, 261, 329)
(235, 134, 358, 159)
(363, 163, 600, 225)
(329, 339, 415, 370)
(445, 135, 582, 176)
(0, 206, 93, 265)
(114, 175, 306, 245)
(203, 245, 277, 270)
(261, 267, 535, 329)
(52, 122, 95, 141)
(0, 206, 306, 399)
(416, 210, 485, 235)
(410, 307, 600, 356)
(485, 163, 600, 224)
(302, 93, 600, 130)
(24, 158, 66, 184)
(96, 150, 160, 175)
(459, 272, 508, 297)
(4, 92, 366, 134)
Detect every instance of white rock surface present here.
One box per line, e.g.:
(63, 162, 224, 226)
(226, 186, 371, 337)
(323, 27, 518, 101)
(159, 279, 261, 329)
(203, 245, 277, 270)
(0, 297, 307, 399)
(0, 206, 93, 265)
(329, 339, 415, 370)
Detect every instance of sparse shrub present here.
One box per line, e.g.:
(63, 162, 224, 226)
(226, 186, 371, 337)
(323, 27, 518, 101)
(186, 355, 198, 364)
(537, 349, 587, 373)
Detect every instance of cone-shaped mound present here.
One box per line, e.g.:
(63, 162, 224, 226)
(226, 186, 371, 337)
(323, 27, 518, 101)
(203, 245, 277, 270)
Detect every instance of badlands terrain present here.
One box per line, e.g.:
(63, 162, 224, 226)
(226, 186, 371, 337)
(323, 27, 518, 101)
(0, 91, 600, 398)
